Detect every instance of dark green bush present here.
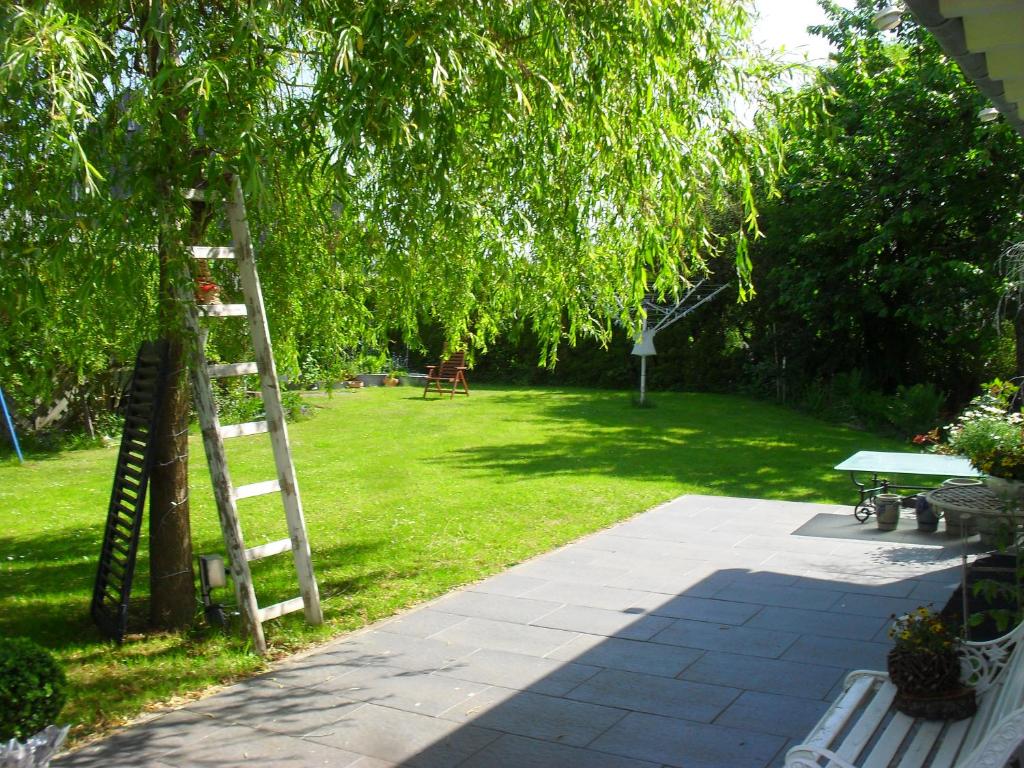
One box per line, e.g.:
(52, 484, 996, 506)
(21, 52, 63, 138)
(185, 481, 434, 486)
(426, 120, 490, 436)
(889, 383, 946, 437)
(0, 637, 67, 741)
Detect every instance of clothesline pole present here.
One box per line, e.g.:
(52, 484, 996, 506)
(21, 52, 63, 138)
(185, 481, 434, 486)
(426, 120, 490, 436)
(639, 355, 647, 406)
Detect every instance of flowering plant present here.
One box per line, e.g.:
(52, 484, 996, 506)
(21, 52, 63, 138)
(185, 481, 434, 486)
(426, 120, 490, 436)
(195, 278, 221, 306)
(941, 380, 1024, 480)
(888, 607, 957, 655)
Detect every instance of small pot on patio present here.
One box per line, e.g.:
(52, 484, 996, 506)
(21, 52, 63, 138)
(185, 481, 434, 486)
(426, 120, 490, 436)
(886, 608, 975, 720)
(914, 495, 939, 533)
(874, 493, 901, 531)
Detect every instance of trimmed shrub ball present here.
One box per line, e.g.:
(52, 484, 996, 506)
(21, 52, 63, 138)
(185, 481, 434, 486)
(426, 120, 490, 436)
(0, 637, 67, 741)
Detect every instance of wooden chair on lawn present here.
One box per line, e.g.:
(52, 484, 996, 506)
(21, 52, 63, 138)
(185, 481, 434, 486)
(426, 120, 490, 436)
(423, 351, 470, 399)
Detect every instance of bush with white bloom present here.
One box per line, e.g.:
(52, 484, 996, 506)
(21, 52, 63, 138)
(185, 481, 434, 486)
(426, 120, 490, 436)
(944, 380, 1024, 480)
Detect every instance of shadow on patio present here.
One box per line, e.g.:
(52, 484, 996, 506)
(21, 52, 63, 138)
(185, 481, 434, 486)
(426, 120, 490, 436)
(54, 497, 983, 768)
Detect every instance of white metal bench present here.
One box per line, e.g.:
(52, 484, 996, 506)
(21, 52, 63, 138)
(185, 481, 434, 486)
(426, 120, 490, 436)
(786, 619, 1024, 768)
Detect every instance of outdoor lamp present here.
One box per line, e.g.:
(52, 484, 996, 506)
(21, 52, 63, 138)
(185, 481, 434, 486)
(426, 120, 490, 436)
(199, 553, 227, 589)
(199, 554, 229, 628)
(979, 106, 1001, 123)
(872, 4, 904, 31)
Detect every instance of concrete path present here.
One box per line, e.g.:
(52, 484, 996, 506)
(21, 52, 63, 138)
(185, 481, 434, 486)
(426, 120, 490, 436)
(57, 495, 979, 768)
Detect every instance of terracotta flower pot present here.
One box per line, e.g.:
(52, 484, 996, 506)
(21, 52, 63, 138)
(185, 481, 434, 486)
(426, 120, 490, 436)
(195, 280, 221, 305)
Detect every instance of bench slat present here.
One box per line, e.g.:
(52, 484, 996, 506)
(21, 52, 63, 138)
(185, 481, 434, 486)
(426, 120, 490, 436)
(835, 682, 896, 765)
(862, 711, 913, 767)
(929, 717, 971, 768)
(788, 620, 1024, 768)
(898, 720, 944, 768)
(807, 676, 878, 752)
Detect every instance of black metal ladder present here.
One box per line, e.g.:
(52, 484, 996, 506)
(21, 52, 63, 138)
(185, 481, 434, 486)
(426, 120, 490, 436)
(91, 340, 169, 642)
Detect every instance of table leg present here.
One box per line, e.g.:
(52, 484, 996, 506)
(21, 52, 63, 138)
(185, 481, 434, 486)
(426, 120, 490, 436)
(852, 472, 883, 523)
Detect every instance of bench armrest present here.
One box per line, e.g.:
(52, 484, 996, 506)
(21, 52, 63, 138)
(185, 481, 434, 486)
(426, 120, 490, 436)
(956, 708, 1024, 768)
(786, 743, 859, 768)
(844, 669, 887, 686)
(784, 670, 886, 768)
(961, 619, 1024, 695)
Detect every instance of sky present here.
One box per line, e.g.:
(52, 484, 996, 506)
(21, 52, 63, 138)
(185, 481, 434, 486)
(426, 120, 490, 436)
(752, 0, 846, 65)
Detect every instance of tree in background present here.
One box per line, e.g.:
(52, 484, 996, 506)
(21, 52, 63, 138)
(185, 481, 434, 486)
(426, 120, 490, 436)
(746, 0, 1024, 406)
(0, 2, 793, 629)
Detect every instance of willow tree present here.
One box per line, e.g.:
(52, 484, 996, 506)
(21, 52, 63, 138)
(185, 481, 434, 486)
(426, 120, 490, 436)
(1, 1, 793, 629)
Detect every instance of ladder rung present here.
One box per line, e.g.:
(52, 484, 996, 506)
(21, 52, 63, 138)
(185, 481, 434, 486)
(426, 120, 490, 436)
(208, 362, 259, 378)
(191, 246, 235, 260)
(235, 479, 281, 501)
(198, 303, 247, 317)
(219, 420, 269, 439)
(244, 537, 293, 562)
(256, 596, 305, 623)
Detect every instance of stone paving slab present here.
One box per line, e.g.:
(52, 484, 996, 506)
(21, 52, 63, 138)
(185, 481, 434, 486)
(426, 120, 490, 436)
(564, 668, 741, 723)
(432, 647, 601, 697)
(57, 495, 980, 768)
(589, 711, 787, 768)
(679, 651, 843, 700)
(715, 691, 830, 739)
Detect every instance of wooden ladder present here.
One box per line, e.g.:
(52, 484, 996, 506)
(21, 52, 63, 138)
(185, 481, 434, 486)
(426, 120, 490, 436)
(184, 176, 323, 654)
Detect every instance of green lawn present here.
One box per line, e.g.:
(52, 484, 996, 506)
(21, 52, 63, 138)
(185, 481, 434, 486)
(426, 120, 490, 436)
(0, 386, 910, 741)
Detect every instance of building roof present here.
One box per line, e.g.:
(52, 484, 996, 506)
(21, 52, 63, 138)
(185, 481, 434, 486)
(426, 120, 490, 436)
(904, 0, 1024, 136)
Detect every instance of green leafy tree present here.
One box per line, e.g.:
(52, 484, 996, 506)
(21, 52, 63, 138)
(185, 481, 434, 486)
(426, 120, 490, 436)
(1, 1, 793, 629)
(748, 0, 1024, 404)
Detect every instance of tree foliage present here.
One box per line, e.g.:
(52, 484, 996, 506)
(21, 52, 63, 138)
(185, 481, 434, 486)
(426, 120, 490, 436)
(1, 1, 795, 399)
(1, 1, 794, 627)
(743, 0, 1024, 405)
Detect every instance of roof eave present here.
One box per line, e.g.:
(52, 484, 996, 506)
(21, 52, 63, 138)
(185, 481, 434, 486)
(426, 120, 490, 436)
(903, 0, 1024, 137)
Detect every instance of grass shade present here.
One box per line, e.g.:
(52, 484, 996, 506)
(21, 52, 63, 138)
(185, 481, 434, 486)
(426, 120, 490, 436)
(0, 386, 913, 741)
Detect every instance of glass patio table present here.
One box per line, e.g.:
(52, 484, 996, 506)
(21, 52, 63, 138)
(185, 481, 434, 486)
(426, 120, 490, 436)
(834, 450, 980, 522)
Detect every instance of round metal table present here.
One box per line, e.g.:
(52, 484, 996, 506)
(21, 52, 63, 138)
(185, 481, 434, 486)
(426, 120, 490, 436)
(924, 485, 1013, 545)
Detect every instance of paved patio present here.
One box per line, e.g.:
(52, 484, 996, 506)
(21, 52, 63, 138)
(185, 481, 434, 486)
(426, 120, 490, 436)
(57, 495, 981, 768)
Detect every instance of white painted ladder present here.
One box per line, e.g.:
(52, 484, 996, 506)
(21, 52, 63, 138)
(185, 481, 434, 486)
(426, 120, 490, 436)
(184, 176, 323, 655)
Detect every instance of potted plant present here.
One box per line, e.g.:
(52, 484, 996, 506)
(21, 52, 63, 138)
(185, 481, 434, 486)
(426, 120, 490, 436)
(942, 381, 1024, 500)
(0, 637, 69, 767)
(195, 278, 221, 305)
(193, 262, 221, 305)
(887, 607, 975, 720)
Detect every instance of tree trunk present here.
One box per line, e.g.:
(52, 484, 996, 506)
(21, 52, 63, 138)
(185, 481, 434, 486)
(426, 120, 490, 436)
(140, 0, 216, 631)
(1015, 311, 1024, 379)
(149, 226, 196, 629)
